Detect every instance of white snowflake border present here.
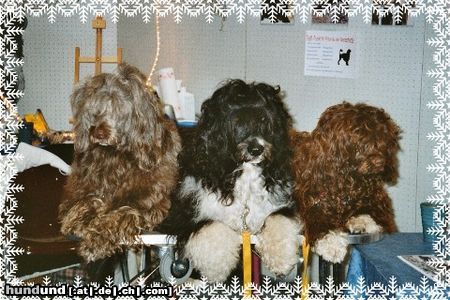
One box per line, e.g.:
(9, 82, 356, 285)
(1, 0, 449, 298)
(2, 275, 450, 299)
(0, 0, 442, 24)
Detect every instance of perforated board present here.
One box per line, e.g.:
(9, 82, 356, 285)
(244, 15, 429, 232)
(119, 16, 431, 232)
(19, 14, 433, 232)
(19, 15, 118, 130)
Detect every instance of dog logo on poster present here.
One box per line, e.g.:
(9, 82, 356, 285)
(338, 49, 351, 66)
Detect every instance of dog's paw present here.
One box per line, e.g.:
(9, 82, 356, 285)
(256, 215, 302, 277)
(60, 202, 97, 237)
(346, 214, 382, 234)
(185, 222, 241, 282)
(313, 230, 349, 263)
(77, 209, 143, 261)
(79, 230, 120, 262)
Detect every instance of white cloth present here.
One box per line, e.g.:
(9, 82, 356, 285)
(15, 142, 71, 174)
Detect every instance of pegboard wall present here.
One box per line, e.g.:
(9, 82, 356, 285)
(118, 15, 432, 232)
(118, 17, 247, 113)
(19, 14, 434, 232)
(19, 15, 118, 130)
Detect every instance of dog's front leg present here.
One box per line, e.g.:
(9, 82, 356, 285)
(139, 195, 172, 230)
(313, 230, 349, 263)
(255, 214, 302, 277)
(184, 221, 241, 282)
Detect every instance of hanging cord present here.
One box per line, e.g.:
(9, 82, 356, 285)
(146, 14, 161, 87)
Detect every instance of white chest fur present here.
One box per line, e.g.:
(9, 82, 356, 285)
(181, 163, 288, 233)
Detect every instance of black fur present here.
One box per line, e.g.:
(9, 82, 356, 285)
(184, 79, 292, 200)
(158, 79, 294, 257)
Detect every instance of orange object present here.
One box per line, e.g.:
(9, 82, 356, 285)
(24, 109, 49, 134)
(242, 230, 252, 297)
(301, 239, 310, 300)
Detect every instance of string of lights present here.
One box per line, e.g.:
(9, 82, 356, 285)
(146, 14, 161, 87)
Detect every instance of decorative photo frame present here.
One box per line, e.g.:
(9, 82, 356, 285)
(1, 0, 448, 298)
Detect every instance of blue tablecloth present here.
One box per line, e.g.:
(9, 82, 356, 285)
(347, 233, 435, 285)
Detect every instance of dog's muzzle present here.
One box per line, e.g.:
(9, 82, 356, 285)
(89, 123, 114, 146)
(247, 140, 264, 157)
(237, 137, 271, 163)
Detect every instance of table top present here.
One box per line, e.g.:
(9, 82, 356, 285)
(353, 232, 435, 285)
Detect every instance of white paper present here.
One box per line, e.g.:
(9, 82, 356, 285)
(181, 91, 196, 121)
(304, 31, 358, 78)
(157, 67, 182, 118)
(398, 255, 441, 283)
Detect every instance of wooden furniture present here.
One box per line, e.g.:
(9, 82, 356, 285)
(15, 163, 81, 279)
(74, 16, 123, 83)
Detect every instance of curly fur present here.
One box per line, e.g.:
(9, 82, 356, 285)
(59, 63, 181, 262)
(291, 101, 401, 262)
(255, 214, 303, 275)
(184, 221, 241, 282)
(159, 79, 300, 281)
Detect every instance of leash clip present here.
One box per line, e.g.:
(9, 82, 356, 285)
(241, 204, 250, 232)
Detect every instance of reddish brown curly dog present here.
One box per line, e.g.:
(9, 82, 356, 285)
(291, 102, 401, 263)
(59, 63, 181, 262)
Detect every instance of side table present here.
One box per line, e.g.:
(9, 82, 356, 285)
(347, 233, 434, 285)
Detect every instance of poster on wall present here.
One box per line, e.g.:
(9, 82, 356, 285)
(304, 31, 358, 78)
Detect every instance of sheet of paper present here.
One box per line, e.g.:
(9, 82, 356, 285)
(304, 31, 358, 78)
(398, 255, 441, 283)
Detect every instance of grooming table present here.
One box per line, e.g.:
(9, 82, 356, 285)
(132, 233, 266, 285)
(318, 232, 384, 284)
(347, 233, 435, 286)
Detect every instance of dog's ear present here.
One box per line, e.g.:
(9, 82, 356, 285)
(324, 103, 402, 184)
(355, 141, 400, 184)
(353, 106, 402, 184)
(70, 75, 107, 153)
(117, 64, 174, 170)
(253, 82, 294, 168)
(133, 93, 176, 171)
(194, 94, 231, 165)
(194, 79, 239, 159)
(179, 84, 238, 200)
(254, 83, 293, 128)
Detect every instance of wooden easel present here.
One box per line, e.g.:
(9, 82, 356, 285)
(74, 16, 123, 83)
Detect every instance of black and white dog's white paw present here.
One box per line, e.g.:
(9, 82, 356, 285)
(256, 214, 303, 277)
(184, 221, 241, 282)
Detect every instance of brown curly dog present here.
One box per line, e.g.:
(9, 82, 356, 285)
(291, 102, 401, 263)
(59, 63, 181, 262)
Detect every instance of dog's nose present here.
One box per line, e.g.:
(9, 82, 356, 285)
(248, 143, 264, 157)
(90, 126, 108, 140)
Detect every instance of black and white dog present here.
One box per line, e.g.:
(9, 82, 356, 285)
(159, 79, 302, 282)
